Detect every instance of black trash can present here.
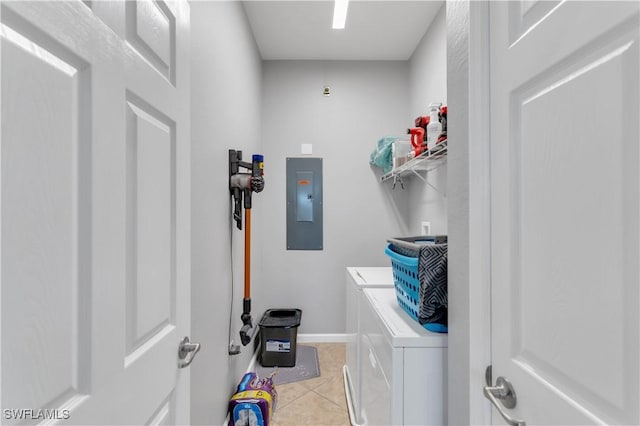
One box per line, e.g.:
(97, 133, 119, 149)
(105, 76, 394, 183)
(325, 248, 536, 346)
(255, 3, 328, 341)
(259, 309, 302, 367)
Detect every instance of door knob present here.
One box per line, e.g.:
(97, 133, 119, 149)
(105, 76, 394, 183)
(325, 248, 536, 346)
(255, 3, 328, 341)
(483, 376, 526, 426)
(178, 336, 201, 368)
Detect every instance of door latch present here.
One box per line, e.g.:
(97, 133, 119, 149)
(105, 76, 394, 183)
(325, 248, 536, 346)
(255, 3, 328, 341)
(178, 336, 201, 368)
(483, 372, 526, 426)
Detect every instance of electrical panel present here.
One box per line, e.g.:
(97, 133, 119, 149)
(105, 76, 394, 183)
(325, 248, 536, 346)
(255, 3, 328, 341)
(286, 158, 323, 250)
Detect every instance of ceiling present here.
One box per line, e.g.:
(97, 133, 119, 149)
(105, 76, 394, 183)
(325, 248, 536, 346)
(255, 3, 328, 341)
(242, 1, 444, 61)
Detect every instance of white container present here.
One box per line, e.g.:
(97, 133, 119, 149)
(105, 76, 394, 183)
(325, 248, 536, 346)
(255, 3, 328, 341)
(392, 140, 411, 169)
(426, 103, 442, 150)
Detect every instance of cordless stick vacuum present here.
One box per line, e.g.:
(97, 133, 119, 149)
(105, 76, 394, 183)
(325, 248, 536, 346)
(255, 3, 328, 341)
(229, 150, 265, 347)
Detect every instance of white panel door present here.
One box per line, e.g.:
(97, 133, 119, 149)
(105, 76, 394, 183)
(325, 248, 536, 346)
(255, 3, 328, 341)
(489, 1, 639, 424)
(1, 1, 191, 424)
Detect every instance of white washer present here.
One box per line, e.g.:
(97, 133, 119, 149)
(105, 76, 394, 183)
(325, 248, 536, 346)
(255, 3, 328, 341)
(359, 287, 447, 425)
(344, 267, 394, 425)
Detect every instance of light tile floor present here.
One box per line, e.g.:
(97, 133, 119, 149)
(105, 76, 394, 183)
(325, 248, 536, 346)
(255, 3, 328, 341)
(271, 343, 350, 426)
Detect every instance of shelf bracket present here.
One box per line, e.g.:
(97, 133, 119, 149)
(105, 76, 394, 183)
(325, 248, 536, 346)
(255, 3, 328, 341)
(404, 167, 446, 196)
(392, 174, 404, 190)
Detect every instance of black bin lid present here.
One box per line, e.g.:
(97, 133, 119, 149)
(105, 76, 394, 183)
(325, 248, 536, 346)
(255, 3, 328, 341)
(259, 309, 302, 328)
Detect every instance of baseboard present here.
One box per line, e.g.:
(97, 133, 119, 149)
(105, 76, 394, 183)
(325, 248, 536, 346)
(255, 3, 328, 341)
(245, 347, 259, 373)
(297, 333, 348, 343)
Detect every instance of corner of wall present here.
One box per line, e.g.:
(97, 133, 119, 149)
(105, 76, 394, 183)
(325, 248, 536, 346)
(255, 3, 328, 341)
(407, 2, 448, 236)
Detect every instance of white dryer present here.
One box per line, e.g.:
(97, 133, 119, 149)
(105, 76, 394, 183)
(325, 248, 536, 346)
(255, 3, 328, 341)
(344, 267, 394, 425)
(359, 288, 447, 425)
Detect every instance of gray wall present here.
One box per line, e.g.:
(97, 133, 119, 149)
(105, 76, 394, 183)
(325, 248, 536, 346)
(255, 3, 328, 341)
(407, 4, 448, 236)
(190, 2, 265, 424)
(260, 61, 411, 334)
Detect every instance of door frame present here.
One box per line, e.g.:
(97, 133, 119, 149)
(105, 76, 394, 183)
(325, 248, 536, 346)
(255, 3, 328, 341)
(446, 1, 492, 425)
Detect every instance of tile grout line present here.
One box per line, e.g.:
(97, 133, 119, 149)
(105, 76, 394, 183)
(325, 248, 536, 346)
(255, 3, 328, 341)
(274, 385, 311, 411)
(270, 343, 348, 425)
(310, 385, 346, 411)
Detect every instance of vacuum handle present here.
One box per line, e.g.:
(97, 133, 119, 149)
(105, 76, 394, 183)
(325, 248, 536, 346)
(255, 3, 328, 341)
(251, 155, 265, 194)
(252, 155, 264, 177)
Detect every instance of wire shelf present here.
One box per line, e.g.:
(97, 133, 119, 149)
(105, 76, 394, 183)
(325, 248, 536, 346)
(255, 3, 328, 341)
(380, 139, 447, 184)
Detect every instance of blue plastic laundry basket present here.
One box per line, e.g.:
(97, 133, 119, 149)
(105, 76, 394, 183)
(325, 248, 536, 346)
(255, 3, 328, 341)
(385, 242, 448, 333)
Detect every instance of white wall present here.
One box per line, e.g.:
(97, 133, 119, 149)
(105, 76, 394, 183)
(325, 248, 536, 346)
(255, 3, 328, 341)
(260, 61, 411, 333)
(410, 4, 447, 118)
(408, 3, 448, 236)
(190, 2, 265, 424)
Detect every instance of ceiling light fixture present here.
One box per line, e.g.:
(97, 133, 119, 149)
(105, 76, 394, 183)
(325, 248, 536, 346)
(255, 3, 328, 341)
(332, 0, 349, 29)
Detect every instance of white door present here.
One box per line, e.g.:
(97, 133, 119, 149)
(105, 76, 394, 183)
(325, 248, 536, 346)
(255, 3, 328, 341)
(489, 1, 639, 424)
(1, 1, 191, 424)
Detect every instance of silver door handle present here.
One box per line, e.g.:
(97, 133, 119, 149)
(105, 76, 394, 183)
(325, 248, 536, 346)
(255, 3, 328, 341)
(483, 376, 526, 426)
(178, 336, 201, 368)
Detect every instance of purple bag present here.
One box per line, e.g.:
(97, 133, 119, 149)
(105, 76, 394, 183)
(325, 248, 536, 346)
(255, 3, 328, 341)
(229, 372, 278, 426)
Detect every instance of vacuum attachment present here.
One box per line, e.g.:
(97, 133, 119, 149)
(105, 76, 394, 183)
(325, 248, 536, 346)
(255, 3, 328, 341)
(239, 323, 256, 347)
(239, 298, 255, 346)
